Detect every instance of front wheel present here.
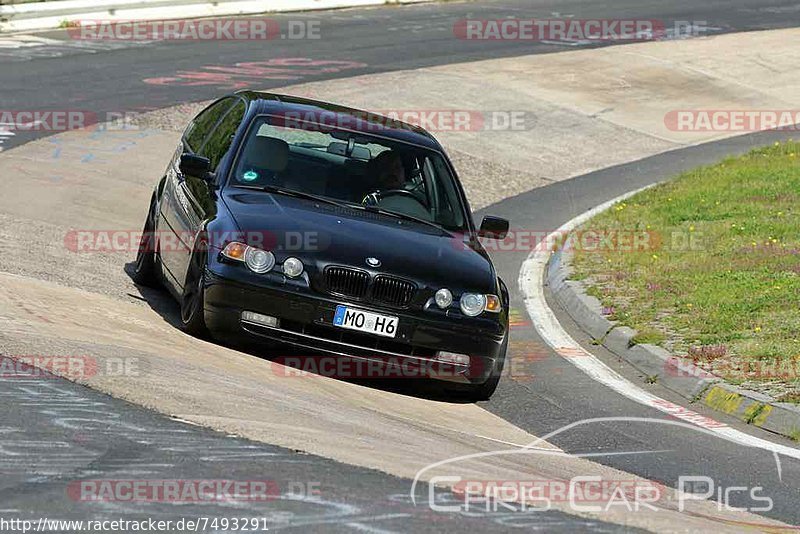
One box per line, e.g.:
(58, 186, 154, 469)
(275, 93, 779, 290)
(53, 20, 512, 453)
(451, 335, 508, 402)
(131, 200, 160, 287)
(180, 240, 210, 338)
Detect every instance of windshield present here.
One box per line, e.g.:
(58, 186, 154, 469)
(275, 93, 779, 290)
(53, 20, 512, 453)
(229, 115, 468, 231)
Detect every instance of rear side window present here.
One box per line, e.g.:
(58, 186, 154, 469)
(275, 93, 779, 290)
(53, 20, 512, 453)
(184, 98, 235, 153)
(202, 101, 246, 170)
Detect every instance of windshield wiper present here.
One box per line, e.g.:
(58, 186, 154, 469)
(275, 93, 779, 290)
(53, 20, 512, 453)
(355, 204, 449, 233)
(233, 184, 451, 232)
(233, 184, 352, 209)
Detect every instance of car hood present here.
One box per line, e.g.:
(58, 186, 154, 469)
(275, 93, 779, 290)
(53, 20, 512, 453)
(222, 190, 496, 292)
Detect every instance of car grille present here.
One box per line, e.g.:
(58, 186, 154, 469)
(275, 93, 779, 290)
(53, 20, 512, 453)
(325, 267, 370, 300)
(323, 267, 417, 307)
(372, 276, 416, 307)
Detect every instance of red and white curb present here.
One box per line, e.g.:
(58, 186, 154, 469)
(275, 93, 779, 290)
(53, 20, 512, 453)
(518, 186, 800, 462)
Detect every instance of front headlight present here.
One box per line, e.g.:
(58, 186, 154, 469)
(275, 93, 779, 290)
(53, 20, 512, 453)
(460, 293, 487, 317)
(245, 247, 276, 274)
(459, 293, 502, 316)
(222, 242, 275, 274)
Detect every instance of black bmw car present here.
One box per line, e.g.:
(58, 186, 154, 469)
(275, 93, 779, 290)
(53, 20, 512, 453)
(133, 91, 511, 400)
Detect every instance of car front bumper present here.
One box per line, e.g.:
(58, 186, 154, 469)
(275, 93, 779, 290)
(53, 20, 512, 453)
(203, 268, 506, 385)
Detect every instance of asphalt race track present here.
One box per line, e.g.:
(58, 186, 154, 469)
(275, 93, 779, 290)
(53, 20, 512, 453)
(3, 0, 800, 151)
(2, 0, 800, 532)
(2, 371, 625, 532)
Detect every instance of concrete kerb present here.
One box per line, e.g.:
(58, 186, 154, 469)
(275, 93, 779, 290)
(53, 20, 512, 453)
(547, 241, 800, 442)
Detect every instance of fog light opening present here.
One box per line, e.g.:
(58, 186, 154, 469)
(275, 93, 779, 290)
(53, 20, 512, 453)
(435, 351, 471, 366)
(241, 311, 279, 328)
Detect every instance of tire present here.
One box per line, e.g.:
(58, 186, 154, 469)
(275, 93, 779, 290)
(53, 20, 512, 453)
(131, 200, 160, 287)
(180, 239, 210, 338)
(453, 335, 508, 402)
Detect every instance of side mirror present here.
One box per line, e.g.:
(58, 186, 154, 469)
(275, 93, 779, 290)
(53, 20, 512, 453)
(179, 154, 212, 181)
(478, 216, 509, 240)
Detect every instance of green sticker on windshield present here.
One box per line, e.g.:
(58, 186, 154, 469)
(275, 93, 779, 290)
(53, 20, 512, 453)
(242, 171, 259, 182)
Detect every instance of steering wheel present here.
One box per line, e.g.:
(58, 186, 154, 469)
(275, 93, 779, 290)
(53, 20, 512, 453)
(362, 189, 427, 208)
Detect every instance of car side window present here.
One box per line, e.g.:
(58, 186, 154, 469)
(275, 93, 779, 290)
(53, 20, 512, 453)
(201, 100, 246, 171)
(184, 98, 235, 153)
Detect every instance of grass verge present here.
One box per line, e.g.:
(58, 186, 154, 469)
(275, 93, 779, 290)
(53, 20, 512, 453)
(571, 141, 800, 402)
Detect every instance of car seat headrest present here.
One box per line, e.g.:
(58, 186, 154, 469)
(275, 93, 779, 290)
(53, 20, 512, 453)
(244, 136, 289, 173)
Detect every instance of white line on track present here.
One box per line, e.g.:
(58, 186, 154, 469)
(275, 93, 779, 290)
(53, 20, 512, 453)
(518, 186, 800, 462)
(0, 121, 41, 128)
(0, 127, 13, 152)
(346, 522, 401, 534)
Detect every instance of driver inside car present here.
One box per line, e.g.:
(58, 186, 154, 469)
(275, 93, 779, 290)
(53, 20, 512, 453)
(362, 150, 433, 221)
(373, 150, 407, 190)
(361, 150, 407, 203)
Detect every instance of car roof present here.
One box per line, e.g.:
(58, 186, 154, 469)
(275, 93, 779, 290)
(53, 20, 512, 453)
(235, 91, 443, 151)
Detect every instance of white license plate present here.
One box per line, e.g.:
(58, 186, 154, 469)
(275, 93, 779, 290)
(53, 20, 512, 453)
(333, 305, 399, 338)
